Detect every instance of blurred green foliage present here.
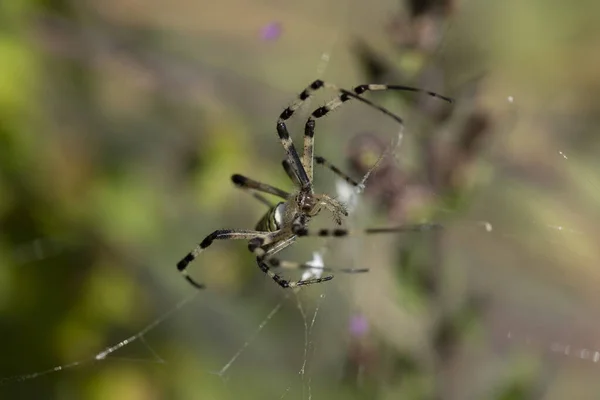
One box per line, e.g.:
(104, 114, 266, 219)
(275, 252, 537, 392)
(2, 0, 600, 399)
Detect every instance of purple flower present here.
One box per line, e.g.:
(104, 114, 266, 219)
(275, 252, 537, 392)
(260, 22, 282, 41)
(349, 314, 369, 337)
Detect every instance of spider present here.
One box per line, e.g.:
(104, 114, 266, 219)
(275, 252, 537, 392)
(177, 80, 453, 289)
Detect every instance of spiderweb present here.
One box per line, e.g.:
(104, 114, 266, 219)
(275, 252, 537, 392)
(3, 1, 600, 398)
(0, 0, 380, 398)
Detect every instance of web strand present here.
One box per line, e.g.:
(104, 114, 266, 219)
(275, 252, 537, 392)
(0, 292, 199, 386)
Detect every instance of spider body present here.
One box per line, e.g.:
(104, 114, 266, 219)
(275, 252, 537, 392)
(255, 202, 285, 232)
(177, 80, 452, 289)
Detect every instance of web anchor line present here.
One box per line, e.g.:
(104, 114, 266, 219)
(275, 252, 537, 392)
(0, 293, 198, 386)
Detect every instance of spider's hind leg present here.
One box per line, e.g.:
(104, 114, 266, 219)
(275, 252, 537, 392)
(251, 235, 368, 289)
(256, 258, 335, 289)
(177, 229, 270, 289)
(250, 235, 336, 289)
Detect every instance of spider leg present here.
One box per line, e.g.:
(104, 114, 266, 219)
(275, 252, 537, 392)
(280, 80, 327, 121)
(256, 258, 335, 289)
(248, 234, 367, 289)
(246, 234, 325, 289)
(315, 155, 360, 187)
(353, 84, 453, 103)
(177, 229, 274, 289)
(276, 121, 310, 189)
(292, 223, 442, 238)
(231, 174, 289, 199)
(304, 84, 452, 173)
(232, 184, 275, 208)
(279, 80, 376, 182)
(282, 160, 301, 186)
(259, 236, 364, 274)
(280, 80, 396, 184)
(310, 84, 452, 124)
(279, 80, 338, 182)
(260, 235, 297, 257)
(279, 79, 338, 186)
(280, 80, 451, 185)
(268, 258, 369, 274)
(257, 254, 370, 288)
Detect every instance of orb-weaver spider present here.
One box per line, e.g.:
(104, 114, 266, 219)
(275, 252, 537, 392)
(177, 80, 452, 289)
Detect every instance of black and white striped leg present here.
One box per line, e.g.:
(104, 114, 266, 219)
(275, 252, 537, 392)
(305, 84, 453, 155)
(231, 180, 276, 208)
(279, 80, 327, 120)
(307, 84, 451, 129)
(315, 155, 360, 187)
(279, 80, 348, 183)
(252, 236, 368, 289)
(352, 84, 453, 103)
(296, 82, 451, 182)
(268, 257, 369, 274)
(247, 234, 332, 288)
(279, 80, 333, 184)
(177, 229, 271, 289)
(282, 160, 302, 187)
(256, 258, 335, 289)
(260, 235, 297, 259)
(258, 235, 367, 274)
(353, 84, 453, 103)
(280, 81, 452, 178)
(279, 80, 405, 184)
(231, 174, 289, 199)
(303, 119, 316, 182)
(292, 223, 442, 238)
(275, 121, 311, 189)
(312, 89, 405, 126)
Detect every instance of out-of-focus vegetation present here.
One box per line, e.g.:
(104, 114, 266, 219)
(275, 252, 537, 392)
(2, 0, 600, 399)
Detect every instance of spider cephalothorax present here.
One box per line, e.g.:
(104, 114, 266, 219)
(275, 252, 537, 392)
(296, 190, 319, 214)
(177, 80, 451, 289)
(295, 190, 348, 224)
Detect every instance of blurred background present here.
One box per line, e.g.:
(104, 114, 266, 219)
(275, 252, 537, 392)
(2, 0, 600, 399)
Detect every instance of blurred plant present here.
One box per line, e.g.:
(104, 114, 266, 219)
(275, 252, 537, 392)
(260, 22, 283, 42)
(340, 1, 553, 399)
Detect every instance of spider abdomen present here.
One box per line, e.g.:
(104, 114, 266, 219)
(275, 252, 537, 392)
(255, 202, 286, 232)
